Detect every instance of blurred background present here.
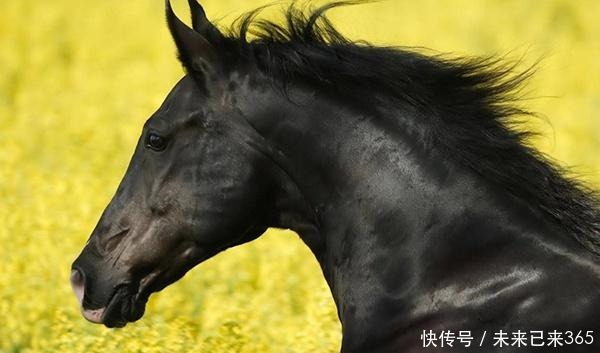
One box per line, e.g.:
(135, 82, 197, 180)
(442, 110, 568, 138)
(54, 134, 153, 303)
(1, 0, 598, 352)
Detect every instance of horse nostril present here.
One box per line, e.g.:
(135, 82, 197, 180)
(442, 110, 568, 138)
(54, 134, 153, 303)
(70, 268, 85, 305)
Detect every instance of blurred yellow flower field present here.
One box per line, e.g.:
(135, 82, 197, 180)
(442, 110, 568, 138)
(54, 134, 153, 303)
(1, 0, 598, 352)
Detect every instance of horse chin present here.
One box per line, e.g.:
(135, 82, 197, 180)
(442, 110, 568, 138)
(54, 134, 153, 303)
(83, 287, 148, 328)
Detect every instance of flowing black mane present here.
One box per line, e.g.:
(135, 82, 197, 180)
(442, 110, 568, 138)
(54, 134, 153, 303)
(212, 1, 600, 253)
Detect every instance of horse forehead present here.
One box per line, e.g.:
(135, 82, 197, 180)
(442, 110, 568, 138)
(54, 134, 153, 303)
(158, 76, 205, 120)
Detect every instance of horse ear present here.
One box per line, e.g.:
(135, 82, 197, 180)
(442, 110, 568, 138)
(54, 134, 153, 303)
(187, 0, 224, 43)
(166, 0, 222, 95)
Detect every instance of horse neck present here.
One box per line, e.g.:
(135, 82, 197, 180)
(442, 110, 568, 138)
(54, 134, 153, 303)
(240, 85, 582, 347)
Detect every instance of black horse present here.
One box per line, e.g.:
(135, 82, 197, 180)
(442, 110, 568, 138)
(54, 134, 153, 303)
(71, 1, 600, 352)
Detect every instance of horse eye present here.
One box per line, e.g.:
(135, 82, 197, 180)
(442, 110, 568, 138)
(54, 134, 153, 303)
(146, 133, 167, 151)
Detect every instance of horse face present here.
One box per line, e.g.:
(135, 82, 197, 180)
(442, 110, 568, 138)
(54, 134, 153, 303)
(70, 1, 271, 328)
(71, 1, 281, 327)
(70, 73, 271, 327)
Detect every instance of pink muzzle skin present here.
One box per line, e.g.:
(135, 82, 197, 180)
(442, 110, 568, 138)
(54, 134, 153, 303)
(70, 269, 106, 324)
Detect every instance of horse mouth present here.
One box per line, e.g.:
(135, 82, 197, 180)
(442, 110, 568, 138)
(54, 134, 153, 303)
(81, 286, 148, 328)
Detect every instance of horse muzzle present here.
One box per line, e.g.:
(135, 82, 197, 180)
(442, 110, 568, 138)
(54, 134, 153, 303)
(70, 268, 146, 328)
